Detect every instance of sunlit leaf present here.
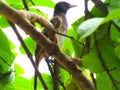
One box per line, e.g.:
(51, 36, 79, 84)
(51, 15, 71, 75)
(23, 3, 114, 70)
(0, 16, 9, 28)
(13, 76, 33, 90)
(6, 0, 23, 9)
(14, 64, 24, 75)
(28, 0, 55, 8)
(77, 18, 104, 39)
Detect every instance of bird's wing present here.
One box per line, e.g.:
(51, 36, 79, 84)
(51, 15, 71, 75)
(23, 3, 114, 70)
(50, 16, 63, 30)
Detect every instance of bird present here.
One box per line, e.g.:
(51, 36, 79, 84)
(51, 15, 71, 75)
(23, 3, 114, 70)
(34, 1, 76, 90)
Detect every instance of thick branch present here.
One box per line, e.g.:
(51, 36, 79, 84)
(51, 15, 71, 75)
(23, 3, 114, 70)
(0, 2, 95, 90)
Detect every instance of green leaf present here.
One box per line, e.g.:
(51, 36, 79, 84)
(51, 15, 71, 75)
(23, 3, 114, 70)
(110, 25, 120, 43)
(61, 37, 74, 57)
(108, 0, 120, 11)
(28, 0, 55, 8)
(91, 7, 105, 17)
(67, 28, 83, 57)
(0, 83, 15, 90)
(0, 70, 14, 85)
(13, 76, 33, 90)
(6, 0, 23, 9)
(102, 8, 120, 24)
(96, 72, 115, 90)
(66, 78, 81, 90)
(59, 68, 71, 83)
(114, 45, 120, 59)
(19, 37, 35, 55)
(111, 69, 120, 82)
(72, 16, 85, 30)
(0, 30, 15, 73)
(82, 48, 104, 73)
(31, 73, 53, 90)
(0, 16, 9, 28)
(77, 18, 104, 39)
(14, 64, 24, 76)
(97, 36, 119, 69)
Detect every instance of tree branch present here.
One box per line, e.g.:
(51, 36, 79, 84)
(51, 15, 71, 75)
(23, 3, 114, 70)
(0, 2, 95, 90)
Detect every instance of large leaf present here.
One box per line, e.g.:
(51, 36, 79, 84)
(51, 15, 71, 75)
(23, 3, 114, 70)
(96, 72, 115, 90)
(13, 76, 33, 90)
(97, 36, 118, 69)
(82, 48, 104, 73)
(77, 18, 104, 39)
(0, 30, 15, 73)
(77, 8, 120, 39)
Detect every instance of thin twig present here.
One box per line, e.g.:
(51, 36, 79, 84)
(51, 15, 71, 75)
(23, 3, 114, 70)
(55, 32, 85, 46)
(84, 0, 93, 19)
(84, 0, 93, 53)
(8, 21, 48, 90)
(22, 0, 29, 10)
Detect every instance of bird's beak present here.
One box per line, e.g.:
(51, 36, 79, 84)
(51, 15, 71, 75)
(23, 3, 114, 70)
(69, 4, 77, 8)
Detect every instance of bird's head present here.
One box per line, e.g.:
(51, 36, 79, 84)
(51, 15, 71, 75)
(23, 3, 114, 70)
(54, 1, 76, 14)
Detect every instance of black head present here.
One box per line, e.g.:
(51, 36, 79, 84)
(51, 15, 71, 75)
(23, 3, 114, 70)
(54, 1, 76, 14)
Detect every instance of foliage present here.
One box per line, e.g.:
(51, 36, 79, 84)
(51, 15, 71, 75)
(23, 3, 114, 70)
(0, 0, 120, 90)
